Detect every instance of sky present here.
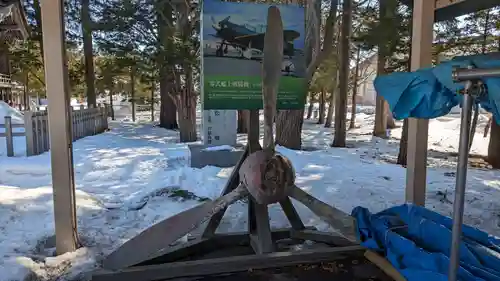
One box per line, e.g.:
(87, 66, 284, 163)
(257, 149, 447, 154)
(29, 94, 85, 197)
(202, 0, 305, 50)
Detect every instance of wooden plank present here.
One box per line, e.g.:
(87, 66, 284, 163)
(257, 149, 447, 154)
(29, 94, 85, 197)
(290, 229, 355, 247)
(364, 250, 406, 281)
(249, 198, 274, 254)
(406, 0, 434, 206)
(145, 228, 295, 265)
(399, 0, 498, 22)
(246, 108, 274, 254)
(288, 185, 357, 242)
(279, 197, 306, 230)
(93, 245, 365, 281)
(435, 0, 464, 9)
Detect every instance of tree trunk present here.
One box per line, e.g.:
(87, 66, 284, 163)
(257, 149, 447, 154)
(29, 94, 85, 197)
(349, 47, 361, 130)
(178, 65, 197, 142)
(157, 2, 178, 130)
(159, 71, 178, 130)
(373, 0, 389, 138)
(306, 94, 314, 119)
(325, 28, 341, 129)
(317, 89, 326, 124)
(484, 115, 492, 137)
(325, 90, 335, 127)
(332, 0, 351, 147)
(151, 84, 155, 122)
(276, 109, 304, 149)
(386, 105, 396, 129)
(33, 0, 44, 64)
(237, 110, 249, 133)
(130, 68, 136, 122)
(488, 120, 500, 168)
(23, 72, 28, 110)
(276, 0, 329, 148)
(109, 88, 115, 120)
(397, 10, 412, 165)
(81, 0, 96, 107)
(374, 78, 388, 137)
(397, 118, 408, 166)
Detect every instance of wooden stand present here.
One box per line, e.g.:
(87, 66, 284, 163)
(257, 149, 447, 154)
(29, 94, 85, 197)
(92, 109, 362, 281)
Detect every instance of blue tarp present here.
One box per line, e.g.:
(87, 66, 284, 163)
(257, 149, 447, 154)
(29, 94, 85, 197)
(352, 204, 500, 281)
(373, 54, 500, 124)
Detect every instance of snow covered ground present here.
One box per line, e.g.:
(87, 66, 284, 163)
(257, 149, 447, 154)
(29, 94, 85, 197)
(0, 105, 499, 281)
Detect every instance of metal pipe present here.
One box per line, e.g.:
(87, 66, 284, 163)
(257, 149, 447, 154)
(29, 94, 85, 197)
(453, 67, 500, 82)
(448, 82, 474, 281)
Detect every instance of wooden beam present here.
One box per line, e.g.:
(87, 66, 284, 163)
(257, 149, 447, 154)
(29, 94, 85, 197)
(40, 0, 79, 254)
(399, 0, 499, 22)
(435, 0, 466, 10)
(406, 0, 434, 206)
(93, 245, 365, 281)
(0, 24, 21, 30)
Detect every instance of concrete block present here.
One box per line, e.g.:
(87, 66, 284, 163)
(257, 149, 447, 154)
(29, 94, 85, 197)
(189, 144, 245, 168)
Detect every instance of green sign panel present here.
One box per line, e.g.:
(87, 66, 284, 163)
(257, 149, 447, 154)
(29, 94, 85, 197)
(202, 0, 306, 110)
(204, 75, 306, 110)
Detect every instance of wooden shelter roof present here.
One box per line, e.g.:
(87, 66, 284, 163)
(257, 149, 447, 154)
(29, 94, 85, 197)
(400, 0, 500, 22)
(0, 0, 28, 42)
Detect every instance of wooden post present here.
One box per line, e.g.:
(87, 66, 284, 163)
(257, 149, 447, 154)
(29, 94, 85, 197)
(40, 0, 79, 254)
(406, 0, 434, 206)
(5, 116, 13, 157)
(41, 114, 48, 153)
(24, 111, 34, 156)
(34, 114, 40, 155)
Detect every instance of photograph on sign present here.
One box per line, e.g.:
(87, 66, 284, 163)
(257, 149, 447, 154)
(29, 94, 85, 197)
(202, 0, 306, 110)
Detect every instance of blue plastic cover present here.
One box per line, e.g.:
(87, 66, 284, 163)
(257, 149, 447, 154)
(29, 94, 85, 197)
(352, 204, 500, 281)
(373, 55, 500, 124)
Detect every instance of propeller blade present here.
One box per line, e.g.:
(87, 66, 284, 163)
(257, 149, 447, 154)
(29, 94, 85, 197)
(102, 184, 249, 270)
(262, 6, 283, 150)
(222, 15, 231, 23)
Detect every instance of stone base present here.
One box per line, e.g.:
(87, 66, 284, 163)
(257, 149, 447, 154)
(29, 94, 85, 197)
(189, 144, 245, 168)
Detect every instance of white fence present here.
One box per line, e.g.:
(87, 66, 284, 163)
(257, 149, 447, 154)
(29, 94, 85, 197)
(2, 106, 109, 157)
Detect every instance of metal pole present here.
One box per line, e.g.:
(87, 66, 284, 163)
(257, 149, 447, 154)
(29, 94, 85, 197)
(452, 67, 500, 81)
(448, 82, 474, 281)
